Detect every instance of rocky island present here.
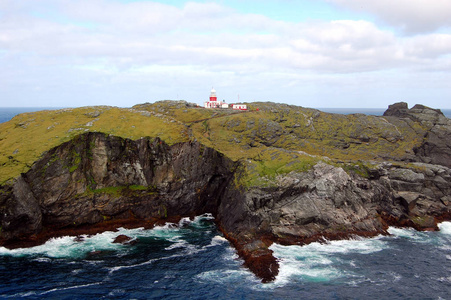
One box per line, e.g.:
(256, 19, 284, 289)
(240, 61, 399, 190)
(1, 101, 450, 282)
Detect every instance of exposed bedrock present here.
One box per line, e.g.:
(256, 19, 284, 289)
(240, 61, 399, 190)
(0, 102, 451, 283)
(0, 132, 236, 242)
(217, 161, 451, 281)
(384, 102, 451, 168)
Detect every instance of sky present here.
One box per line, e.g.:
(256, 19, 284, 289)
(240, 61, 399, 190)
(1, 0, 451, 108)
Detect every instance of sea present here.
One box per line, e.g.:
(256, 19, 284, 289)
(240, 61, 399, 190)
(1, 107, 451, 299)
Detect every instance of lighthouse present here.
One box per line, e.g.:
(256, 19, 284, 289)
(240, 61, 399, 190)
(209, 88, 217, 102)
(205, 87, 228, 108)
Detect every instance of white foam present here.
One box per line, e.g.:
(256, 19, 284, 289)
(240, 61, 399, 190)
(194, 213, 214, 221)
(387, 226, 432, 243)
(165, 240, 189, 251)
(211, 235, 227, 243)
(0, 236, 81, 258)
(0, 214, 217, 260)
(108, 257, 161, 274)
(269, 235, 388, 286)
(0, 227, 154, 258)
(196, 269, 257, 284)
(1, 291, 37, 298)
(189, 213, 215, 229)
(269, 243, 342, 286)
(221, 246, 239, 261)
(40, 282, 103, 295)
(178, 217, 192, 227)
(388, 226, 418, 238)
(108, 248, 201, 275)
(203, 235, 229, 249)
(438, 222, 451, 235)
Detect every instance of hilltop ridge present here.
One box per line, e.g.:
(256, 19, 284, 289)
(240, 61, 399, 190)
(2, 100, 449, 184)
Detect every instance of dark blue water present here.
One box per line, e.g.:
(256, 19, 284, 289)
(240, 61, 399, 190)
(0, 108, 62, 124)
(1, 215, 451, 299)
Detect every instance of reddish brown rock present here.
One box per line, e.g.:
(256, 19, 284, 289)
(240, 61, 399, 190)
(113, 234, 134, 244)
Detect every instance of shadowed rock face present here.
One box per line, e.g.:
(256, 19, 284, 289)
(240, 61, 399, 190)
(1, 103, 451, 283)
(217, 160, 451, 281)
(0, 132, 236, 241)
(384, 102, 451, 168)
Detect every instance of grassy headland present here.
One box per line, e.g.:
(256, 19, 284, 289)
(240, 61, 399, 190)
(0, 101, 430, 185)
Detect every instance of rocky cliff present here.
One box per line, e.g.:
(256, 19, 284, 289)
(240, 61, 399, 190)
(1, 102, 450, 283)
(0, 133, 235, 244)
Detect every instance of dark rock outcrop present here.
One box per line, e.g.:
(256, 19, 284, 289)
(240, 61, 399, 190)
(384, 102, 451, 168)
(1, 103, 451, 283)
(217, 161, 451, 280)
(113, 234, 136, 245)
(0, 132, 235, 243)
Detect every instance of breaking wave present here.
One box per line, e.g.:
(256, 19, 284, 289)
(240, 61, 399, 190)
(1, 218, 451, 299)
(0, 213, 217, 260)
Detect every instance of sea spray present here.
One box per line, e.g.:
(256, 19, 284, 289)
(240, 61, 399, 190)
(0, 214, 218, 260)
(438, 221, 451, 235)
(1, 218, 451, 298)
(269, 235, 387, 286)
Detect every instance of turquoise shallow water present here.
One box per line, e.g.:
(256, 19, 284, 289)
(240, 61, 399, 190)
(1, 215, 451, 299)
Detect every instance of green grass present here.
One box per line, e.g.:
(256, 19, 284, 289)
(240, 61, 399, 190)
(237, 148, 319, 188)
(0, 106, 188, 182)
(0, 100, 433, 184)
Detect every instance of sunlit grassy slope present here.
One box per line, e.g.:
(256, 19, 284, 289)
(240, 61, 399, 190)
(0, 106, 188, 182)
(1, 100, 429, 185)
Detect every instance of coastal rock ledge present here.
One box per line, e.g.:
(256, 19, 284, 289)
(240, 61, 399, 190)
(1, 103, 451, 283)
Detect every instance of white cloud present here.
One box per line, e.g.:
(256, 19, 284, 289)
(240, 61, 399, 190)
(1, 0, 451, 108)
(328, 0, 451, 34)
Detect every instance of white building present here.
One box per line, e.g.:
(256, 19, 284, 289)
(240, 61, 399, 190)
(232, 104, 247, 110)
(204, 88, 229, 109)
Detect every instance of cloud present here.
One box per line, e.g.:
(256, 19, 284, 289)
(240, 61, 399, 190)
(1, 0, 451, 108)
(328, 0, 451, 34)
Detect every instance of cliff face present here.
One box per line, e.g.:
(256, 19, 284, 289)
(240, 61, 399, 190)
(384, 102, 451, 168)
(0, 132, 235, 242)
(219, 160, 451, 277)
(1, 102, 451, 283)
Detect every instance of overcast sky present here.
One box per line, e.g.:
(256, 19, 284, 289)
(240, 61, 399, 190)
(1, 0, 451, 108)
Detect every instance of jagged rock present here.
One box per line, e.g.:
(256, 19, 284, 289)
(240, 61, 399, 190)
(383, 102, 451, 168)
(0, 132, 235, 242)
(1, 102, 451, 283)
(0, 177, 42, 240)
(383, 102, 409, 117)
(113, 234, 136, 245)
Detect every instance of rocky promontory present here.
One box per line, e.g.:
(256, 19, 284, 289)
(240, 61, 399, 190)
(0, 101, 450, 282)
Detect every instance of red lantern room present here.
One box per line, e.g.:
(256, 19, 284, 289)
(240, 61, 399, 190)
(209, 88, 217, 102)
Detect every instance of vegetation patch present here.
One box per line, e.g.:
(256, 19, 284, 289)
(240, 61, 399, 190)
(0, 100, 434, 184)
(237, 148, 318, 188)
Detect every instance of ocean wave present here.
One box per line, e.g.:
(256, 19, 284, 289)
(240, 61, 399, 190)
(268, 235, 388, 286)
(197, 269, 258, 284)
(0, 214, 217, 259)
(40, 282, 103, 295)
(438, 221, 451, 235)
(2, 282, 104, 298)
